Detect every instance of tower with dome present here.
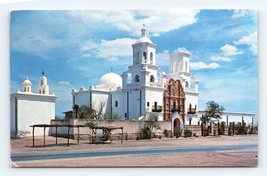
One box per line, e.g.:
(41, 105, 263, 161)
(10, 71, 57, 138)
(71, 25, 199, 125)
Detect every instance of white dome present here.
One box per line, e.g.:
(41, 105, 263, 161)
(135, 36, 153, 44)
(23, 78, 32, 85)
(99, 72, 122, 88)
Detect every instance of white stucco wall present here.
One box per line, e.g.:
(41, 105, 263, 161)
(10, 97, 16, 136)
(73, 90, 90, 106)
(198, 110, 255, 125)
(10, 93, 56, 137)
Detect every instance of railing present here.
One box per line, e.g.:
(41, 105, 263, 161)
(152, 105, 163, 112)
(187, 108, 197, 114)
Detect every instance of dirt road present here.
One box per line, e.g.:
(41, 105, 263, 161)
(10, 135, 258, 167)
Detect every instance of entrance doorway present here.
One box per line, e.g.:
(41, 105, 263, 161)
(174, 118, 181, 136)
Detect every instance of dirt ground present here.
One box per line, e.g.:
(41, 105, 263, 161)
(10, 135, 258, 167)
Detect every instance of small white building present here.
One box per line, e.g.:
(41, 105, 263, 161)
(10, 71, 57, 138)
(71, 25, 199, 124)
(197, 110, 255, 126)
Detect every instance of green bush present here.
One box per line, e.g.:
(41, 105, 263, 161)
(184, 129, 193, 138)
(164, 129, 168, 137)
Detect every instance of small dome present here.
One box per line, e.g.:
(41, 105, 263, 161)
(135, 36, 153, 44)
(99, 72, 122, 88)
(135, 24, 153, 44)
(23, 78, 32, 85)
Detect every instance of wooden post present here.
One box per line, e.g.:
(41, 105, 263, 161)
(77, 126, 80, 144)
(43, 126, 46, 148)
(121, 128, 123, 145)
(241, 116, 245, 135)
(201, 123, 203, 136)
(89, 127, 91, 144)
(217, 122, 220, 135)
(32, 126, 35, 147)
(252, 116, 254, 134)
(55, 126, 58, 145)
(67, 126, 70, 146)
(232, 122, 235, 135)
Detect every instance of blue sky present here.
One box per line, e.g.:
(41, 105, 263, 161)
(10, 10, 258, 119)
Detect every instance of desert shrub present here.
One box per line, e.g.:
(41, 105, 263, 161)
(84, 121, 97, 128)
(141, 127, 150, 139)
(164, 129, 168, 137)
(184, 129, 193, 138)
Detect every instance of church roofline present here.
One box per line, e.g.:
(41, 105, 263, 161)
(11, 92, 57, 101)
(132, 42, 157, 47)
(170, 51, 190, 58)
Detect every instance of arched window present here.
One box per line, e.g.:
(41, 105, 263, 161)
(39, 90, 41, 94)
(143, 52, 147, 63)
(27, 87, 30, 92)
(41, 79, 43, 86)
(134, 75, 140, 82)
(150, 52, 153, 64)
(150, 75, 155, 82)
(185, 81, 189, 88)
(24, 87, 26, 92)
(43, 90, 45, 94)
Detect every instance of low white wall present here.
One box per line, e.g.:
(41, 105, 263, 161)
(50, 119, 172, 139)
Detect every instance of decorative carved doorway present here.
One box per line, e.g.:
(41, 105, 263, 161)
(163, 79, 185, 122)
(174, 118, 181, 136)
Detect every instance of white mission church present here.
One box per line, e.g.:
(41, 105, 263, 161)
(72, 25, 199, 124)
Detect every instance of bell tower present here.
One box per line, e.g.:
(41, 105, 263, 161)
(132, 24, 157, 66)
(22, 78, 32, 93)
(38, 70, 49, 95)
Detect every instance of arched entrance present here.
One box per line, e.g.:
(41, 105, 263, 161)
(174, 118, 181, 136)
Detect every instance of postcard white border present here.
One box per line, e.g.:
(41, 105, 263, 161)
(1, 0, 266, 176)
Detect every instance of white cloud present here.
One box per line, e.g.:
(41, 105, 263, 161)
(220, 44, 242, 56)
(210, 56, 234, 62)
(190, 62, 220, 70)
(80, 38, 135, 61)
(58, 81, 70, 86)
(11, 34, 59, 59)
(156, 51, 170, 66)
(81, 53, 92, 58)
(232, 10, 256, 18)
(68, 10, 199, 36)
(174, 47, 191, 55)
(235, 32, 257, 55)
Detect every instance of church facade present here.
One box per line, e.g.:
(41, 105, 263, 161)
(71, 26, 199, 125)
(10, 71, 57, 138)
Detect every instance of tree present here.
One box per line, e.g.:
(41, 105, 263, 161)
(78, 105, 97, 119)
(72, 104, 79, 118)
(200, 101, 225, 124)
(104, 112, 121, 120)
(143, 113, 161, 139)
(94, 101, 106, 119)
